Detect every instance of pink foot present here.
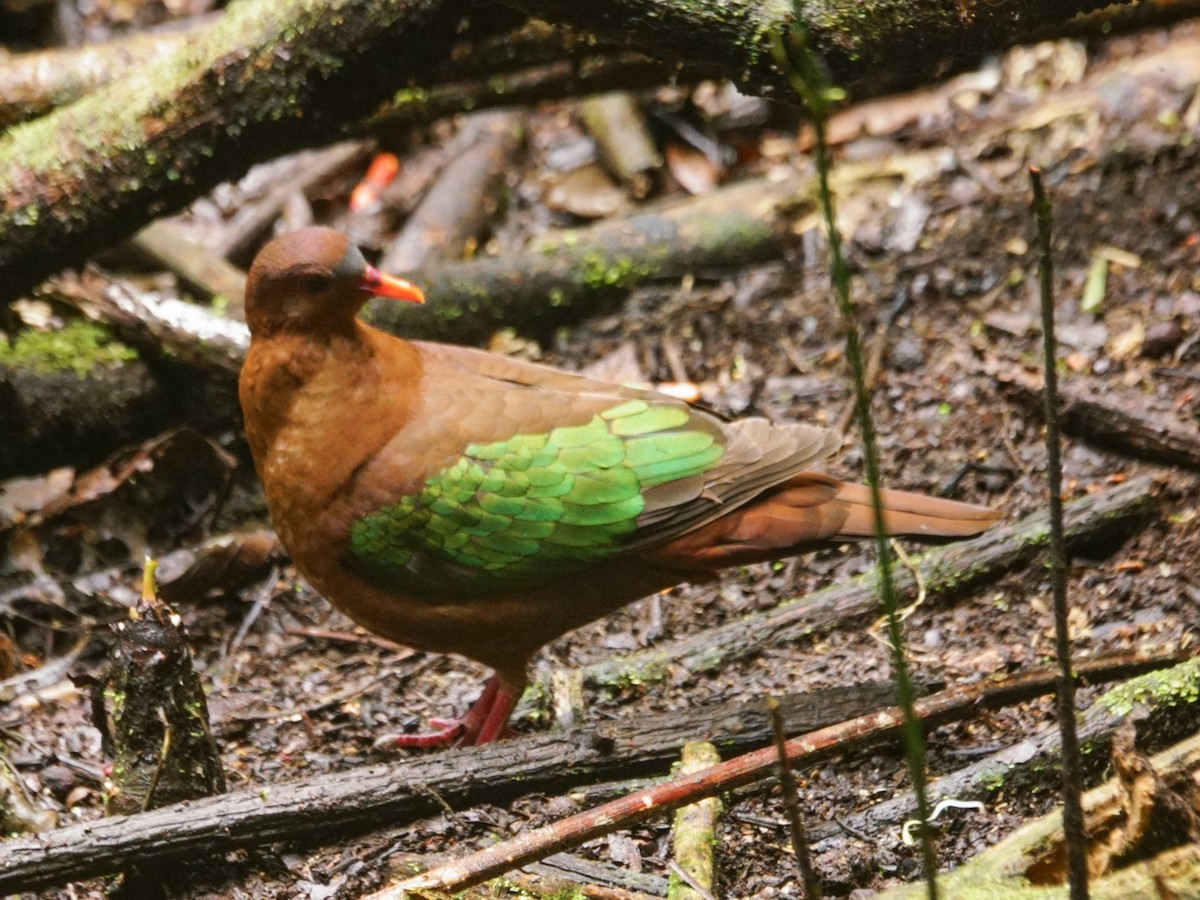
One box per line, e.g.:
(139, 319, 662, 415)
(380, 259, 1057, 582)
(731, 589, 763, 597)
(384, 674, 520, 748)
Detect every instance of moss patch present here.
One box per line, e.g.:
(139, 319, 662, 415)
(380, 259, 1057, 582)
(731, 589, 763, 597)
(1096, 657, 1200, 719)
(0, 321, 137, 377)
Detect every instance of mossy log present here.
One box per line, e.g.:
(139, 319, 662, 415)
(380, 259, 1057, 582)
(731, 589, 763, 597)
(0, 0, 506, 305)
(369, 174, 816, 344)
(498, 0, 1123, 101)
(0, 324, 175, 477)
(668, 741, 723, 900)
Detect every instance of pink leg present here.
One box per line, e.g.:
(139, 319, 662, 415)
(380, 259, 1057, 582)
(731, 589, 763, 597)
(388, 674, 519, 749)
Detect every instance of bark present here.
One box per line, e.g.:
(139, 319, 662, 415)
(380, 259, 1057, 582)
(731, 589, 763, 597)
(669, 742, 723, 900)
(363, 52, 675, 135)
(131, 219, 247, 313)
(497, 0, 1126, 101)
(996, 370, 1200, 471)
(0, 25, 196, 127)
(378, 110, 526, 273)
(102, 594, 225, 817)
(0, 353, 175, 477)
(580, 92, 662, 198)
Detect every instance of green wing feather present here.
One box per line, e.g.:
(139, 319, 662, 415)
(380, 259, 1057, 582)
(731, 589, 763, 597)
(347, 399, 724, 598)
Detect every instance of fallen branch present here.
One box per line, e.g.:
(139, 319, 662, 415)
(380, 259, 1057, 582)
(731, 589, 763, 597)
(668, 742, 722, 900)
(0, 644, 1178, 895)
(0, 323, 177, 477)
(0, 0, 493, 304)
(0, 680, 924, 894)
(379, 110, 526, 273)
(582, 475, 1158, 691)
(130, 220, 248, 313)
(996, 369, 1200, 470)
(369, 174, 817, 344)
(0, 24, 200, 127)
(0, 0, 1142, 304)
(381, 653, 1189, 897)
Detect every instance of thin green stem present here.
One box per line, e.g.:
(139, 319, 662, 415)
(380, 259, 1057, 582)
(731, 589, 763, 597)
(770, 22, 938, 900)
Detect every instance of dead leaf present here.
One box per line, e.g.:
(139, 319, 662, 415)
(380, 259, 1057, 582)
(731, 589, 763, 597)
(665, 143, 719, 195)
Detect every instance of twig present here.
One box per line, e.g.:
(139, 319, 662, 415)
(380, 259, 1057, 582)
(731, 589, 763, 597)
(1029, 165, 1088, 900)
(223, 566, 278, 658)
(993, 369, 1200, 471)
(768, 697, 821, 899)
(668, 860, 718, 900)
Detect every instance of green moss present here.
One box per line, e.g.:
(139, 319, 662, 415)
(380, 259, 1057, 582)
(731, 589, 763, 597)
(578, 252, 653, 291)
(0, 321, 137, 376)
(1095, 657, 1200, 719)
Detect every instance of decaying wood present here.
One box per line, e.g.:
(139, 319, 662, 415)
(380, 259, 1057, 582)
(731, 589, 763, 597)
(0, 0, 496, 305)
(131, 220, 247, 314)
(365, 53, 675, 135)
(101, 597, 225, 817)
(996, 369, 1200, 470)
(211, 141, 373, 263)
(582, 475, 1158, 691)
(499, 0, 1125, 101)
(0, 24, 197, 127)
(580, 92, 662, 199)
(0, 345, 176, 478)
(369, 174, 816, 344)
(879, 726, 1200, 899)
(668, 741, 722, 900)
(382, 654, 1189, 897)
(54, 272, 248, 377)
(379, 110, 526, 274)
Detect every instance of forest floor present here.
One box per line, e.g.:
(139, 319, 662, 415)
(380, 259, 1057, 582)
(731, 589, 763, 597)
(3, 11, 1199, 900)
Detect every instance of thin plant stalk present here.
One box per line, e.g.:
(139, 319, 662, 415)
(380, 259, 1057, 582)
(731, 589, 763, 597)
(1029, 165, 1089, 899)
(770, 21, 939, 899)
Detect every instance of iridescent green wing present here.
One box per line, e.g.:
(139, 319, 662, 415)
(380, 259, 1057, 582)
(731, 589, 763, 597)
(347, 399, 724, 598)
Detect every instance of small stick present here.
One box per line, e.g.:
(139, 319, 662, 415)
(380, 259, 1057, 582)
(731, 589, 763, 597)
(768, 697, 821, 898)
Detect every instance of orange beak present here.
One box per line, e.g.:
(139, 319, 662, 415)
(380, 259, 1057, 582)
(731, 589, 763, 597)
(361, 265, 425, 304)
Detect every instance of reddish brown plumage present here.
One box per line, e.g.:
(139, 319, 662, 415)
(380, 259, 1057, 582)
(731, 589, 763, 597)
(239, 227, 1000, 746)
